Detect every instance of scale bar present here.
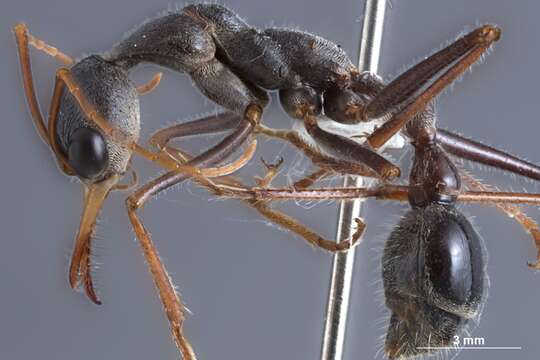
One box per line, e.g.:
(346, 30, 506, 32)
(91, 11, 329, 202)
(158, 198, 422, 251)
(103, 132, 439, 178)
(416, 347, 522, 350)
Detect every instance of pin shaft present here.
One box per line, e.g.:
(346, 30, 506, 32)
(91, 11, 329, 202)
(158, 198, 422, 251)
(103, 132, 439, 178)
(320, 1, 387, 359)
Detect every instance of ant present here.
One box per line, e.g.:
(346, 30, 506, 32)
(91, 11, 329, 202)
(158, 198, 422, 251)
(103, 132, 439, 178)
(14, 3, 540, 359)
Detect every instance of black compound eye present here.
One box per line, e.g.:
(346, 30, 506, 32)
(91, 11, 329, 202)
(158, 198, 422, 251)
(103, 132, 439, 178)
(68, 127, 108, 179)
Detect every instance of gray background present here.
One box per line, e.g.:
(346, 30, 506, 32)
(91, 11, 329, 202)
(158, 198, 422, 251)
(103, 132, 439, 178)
(2, 0, 540, 359)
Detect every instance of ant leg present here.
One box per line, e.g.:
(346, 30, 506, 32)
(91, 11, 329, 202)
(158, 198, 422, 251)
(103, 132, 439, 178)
(278, 86, 396, 179)
(125, 119, 259, 359)
(294, 168, 331, 189)
(211, 179, 540, 262)
(459, 168, 540, 268)
(366, 25, 501, 149)
(131, 117, 256, 206)
(438, 128, 540, 181)
(364, 25, 500, 119)
(456, 191, 540, 206)
(455, 190, 540, 268)
(217, 182, 540, 208)
(256, 124, 380, 179)
(227, 184, 540, 209)
(246, 200, 366, 252)
(147, 57, 267, 169)
(186, 164, 367, 252)
(210, 175, 367, 252)
(126, 205, 196, 360)
(200, 178, 366, 252)
(125, 167, 210, 359)
(149, 112, 241, 149)
(148, 112, 249, 180)
(214, 183, 409, 202)
(196, 160, 370, 253)
(211, 175, 540, 265)
(255, 157, 284, 187)
(165, 148, 366, 253)
(303, 115, 400, 179)
(157, 146, 247, 191)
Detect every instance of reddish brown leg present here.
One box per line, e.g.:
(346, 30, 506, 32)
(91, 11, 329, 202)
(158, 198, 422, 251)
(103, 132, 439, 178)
(459, 168, 540, 268)
(293, 169, 331, 189)
(209, 180, 540, 207)
(247, 159, 365, 251)
(165, 149, 366, 252)
(150, 112, 241, 149)
(199, 176, 367, 252)
(212, 181, 540, 266)
(438, 128, 540, 181)
(303, 115, 400, 179)
(456, 191, 540, 205)
(363, 26, 497, 119)
(367, 25, 501, 149)
(158, 144, 367, 253)
(256, 124, 381, 180)
(126, 208, 196, 360)
(123, 110, 261, 359)
(246, 199, 365, 252)
(252, 157, 282, 187)
(213, 183, 408, 201)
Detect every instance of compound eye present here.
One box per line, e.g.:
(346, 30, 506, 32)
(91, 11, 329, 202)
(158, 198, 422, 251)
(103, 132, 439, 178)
(68, 127, 108, 179)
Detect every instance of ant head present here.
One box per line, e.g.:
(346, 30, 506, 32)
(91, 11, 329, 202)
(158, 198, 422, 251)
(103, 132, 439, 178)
(52, 55, 142, 257)
(13, 25, 142, 283)
(56, 55, 140, 185)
